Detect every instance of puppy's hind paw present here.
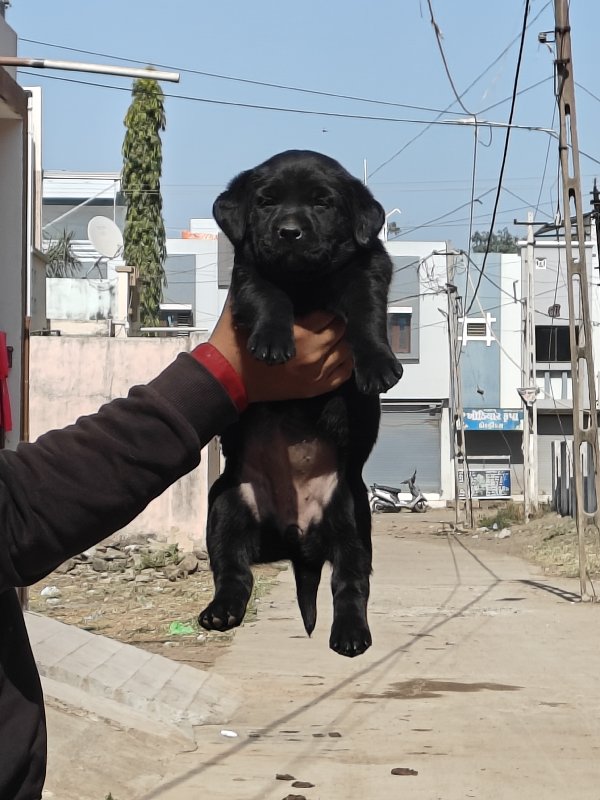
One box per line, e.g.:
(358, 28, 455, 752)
(329, 617, 372, 658)
(199, 595, 248, 632)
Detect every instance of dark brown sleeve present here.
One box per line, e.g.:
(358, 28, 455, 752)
(0, 353, 238, 589)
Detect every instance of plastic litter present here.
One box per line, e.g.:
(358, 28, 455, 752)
(40, 586, 61, 598)
(168, 621, 195, 635)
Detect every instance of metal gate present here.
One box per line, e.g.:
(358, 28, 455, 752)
(537, 413, 573, 498)
(364, 404, 442, 492)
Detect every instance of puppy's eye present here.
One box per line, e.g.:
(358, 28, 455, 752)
(257, 195, 276, 208)
(313, 196, 331, 209)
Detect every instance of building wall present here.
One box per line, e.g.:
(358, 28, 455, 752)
(383, 241, 450, 402)
(29, 333, 212, 551)
(0, 116, 26, 448)
(500, 255, 522, 408)
(47, 277, 117, 322)
(0, 16, 16, 79)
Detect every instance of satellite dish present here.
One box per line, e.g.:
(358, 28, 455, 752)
(87, 216, 124, 259)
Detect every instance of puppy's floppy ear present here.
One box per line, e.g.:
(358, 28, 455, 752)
(348, 180, 385, 247)
(213, 169, 252, 246)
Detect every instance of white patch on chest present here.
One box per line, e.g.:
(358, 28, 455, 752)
(239, 431, 338, 534)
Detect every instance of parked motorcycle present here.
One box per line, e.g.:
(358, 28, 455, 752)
(368, 470, 428, 513)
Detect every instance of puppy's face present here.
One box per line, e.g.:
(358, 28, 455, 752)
(214, 150, 385, 278)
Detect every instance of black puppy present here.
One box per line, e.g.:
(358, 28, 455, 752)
(199, 150, 402, 657)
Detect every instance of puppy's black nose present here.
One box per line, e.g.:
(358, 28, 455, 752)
(278, 224, 303, 241)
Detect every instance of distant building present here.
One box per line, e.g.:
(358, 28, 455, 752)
(456, 253, 524, 501)
(521, 213, 599, 497)
(364, 241, 453, 501)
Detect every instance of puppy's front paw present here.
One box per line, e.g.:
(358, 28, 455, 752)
(247, 324, 296, 364)
(199, 593, 249, 631)
(355, 348, 403, 395)
(329, 615, 372, 658)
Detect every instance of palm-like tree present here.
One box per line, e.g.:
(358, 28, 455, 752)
(121, 76, 167, 329)
(45, 229, 82, 278)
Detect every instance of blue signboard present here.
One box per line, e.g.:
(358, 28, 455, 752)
(463, 408, 523, 431)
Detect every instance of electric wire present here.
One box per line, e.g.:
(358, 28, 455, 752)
(465, 0, 531, 315)
(425, 0, 472, 116)
(367, 0, 551, 180)
(19, 36, 467, 117)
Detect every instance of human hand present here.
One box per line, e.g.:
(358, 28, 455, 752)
(209, 302, 353, 403)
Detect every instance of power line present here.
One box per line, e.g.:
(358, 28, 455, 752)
(397, 187, 497, 238)
(465, 0, 531, 315)
(476, 76, 553, 115)
(19, 36, 466, 118)
(425, 0, 472, 115)
(20, 70, 559, 138)
(367, 0, 552, 180)
(12, 70, 531, 128)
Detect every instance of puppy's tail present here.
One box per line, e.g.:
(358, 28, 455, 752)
(293, 561, 322, 636)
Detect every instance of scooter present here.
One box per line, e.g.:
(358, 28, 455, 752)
(368, 470, 428, 513)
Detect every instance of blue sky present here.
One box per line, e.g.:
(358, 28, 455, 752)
(8, 0, 600, 249)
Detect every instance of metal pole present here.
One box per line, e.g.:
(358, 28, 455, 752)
(520, 211, 539, 521)
(446, 253, 474, 529)
(591, 180, 600, 265)
(0, 56, 180, 83)
(555, 0, 600, 600)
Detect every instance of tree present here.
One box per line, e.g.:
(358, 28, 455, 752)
(45, 229, 82, 277)
(471, 227, 518, 254)
(121, 76, 167, 329)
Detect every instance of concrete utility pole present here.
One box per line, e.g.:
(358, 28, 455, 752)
(591, 180, 600, 264)
(554, 0, 600, 600)
(446, 254, 474, 529)
(515, 212, 539, 522)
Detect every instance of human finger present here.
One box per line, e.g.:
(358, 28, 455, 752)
(318, 341, 354, 381)
(294, 310, 339, 334)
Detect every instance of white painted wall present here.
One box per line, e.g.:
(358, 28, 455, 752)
(29, 333, 213, 551)
(166, 234, 219, 331)
(383, 241, 450, 401)
(499, 254, 523, 409)
(46, 277, 117, 322)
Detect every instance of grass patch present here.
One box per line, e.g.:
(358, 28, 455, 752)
(137, 544, 180, 571)
(479, 503, 524, 530)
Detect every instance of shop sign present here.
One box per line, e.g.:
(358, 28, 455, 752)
(458, 468, 512, 499)
(463, 408, 523, 431)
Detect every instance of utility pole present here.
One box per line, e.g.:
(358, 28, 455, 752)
(555, 0, 600, 600)
(591, 180, 600, 265)
(446, 254, 474, 529)
(515, 211, 539, 522)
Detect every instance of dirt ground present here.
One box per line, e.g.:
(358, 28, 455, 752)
(28, 502, 600, 671)
(28, 549, 283, 669)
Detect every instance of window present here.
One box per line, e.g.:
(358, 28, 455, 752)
(459, 312, 496, 346)
(466, 322, 487, 337)
(387, 307, 412, 355)
(535, 325, 575, 362)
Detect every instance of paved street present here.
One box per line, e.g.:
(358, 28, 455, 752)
(42, 518, 600, 800)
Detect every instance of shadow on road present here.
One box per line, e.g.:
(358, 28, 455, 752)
(141, 532, 503, 799)
(519, 579, 582, 603)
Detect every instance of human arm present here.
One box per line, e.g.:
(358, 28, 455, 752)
(0, 309, 352, 590)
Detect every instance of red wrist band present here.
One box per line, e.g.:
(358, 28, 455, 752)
(189, 343, 248, 413)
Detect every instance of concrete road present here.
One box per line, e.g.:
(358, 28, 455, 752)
(43, 519, 600, 800)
